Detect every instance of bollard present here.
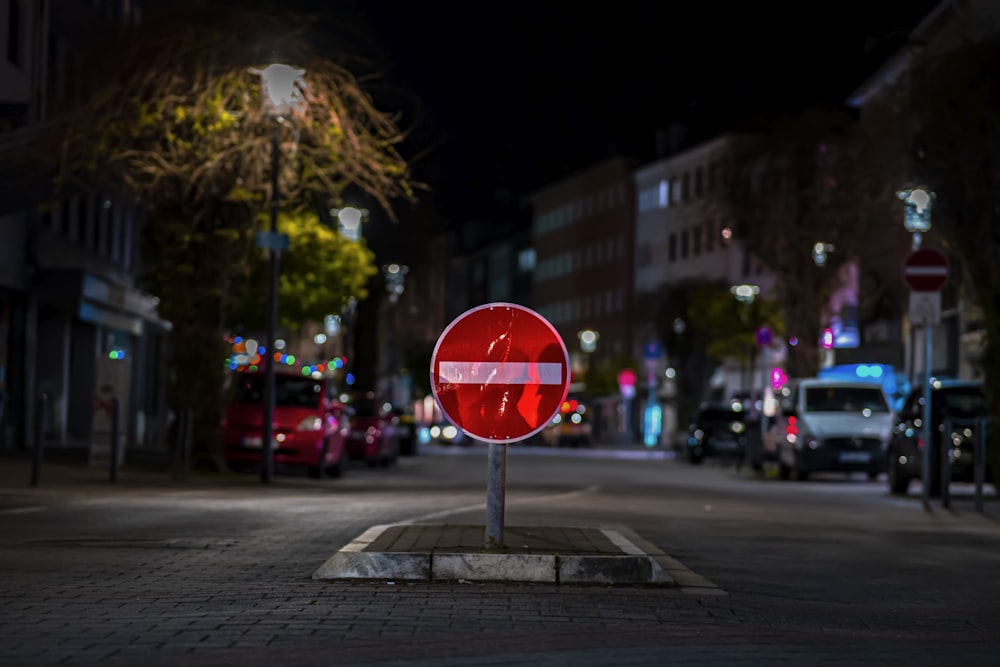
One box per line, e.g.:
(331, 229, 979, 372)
(30, 392, 48, 487)
(174, 407, 193, 483)
(941, 417, 952, 510)
(975, 417, 987, 514)
(109, 396, 120, 483)
(181, 407, 192, 483)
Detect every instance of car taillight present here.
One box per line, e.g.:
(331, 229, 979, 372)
(917, 437, 924, 450)
(786, 416, 798, 442)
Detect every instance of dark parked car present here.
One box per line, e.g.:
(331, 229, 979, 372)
(686, 404, 749, 464)
(887, 379, 992, 496)
(344, 392, 400, 467)
(222, 370, 349, 478)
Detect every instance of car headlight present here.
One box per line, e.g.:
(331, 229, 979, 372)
(297, 416, 323, 432)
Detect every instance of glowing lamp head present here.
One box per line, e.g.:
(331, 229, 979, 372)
(337, 207, 363, 241)
(256, 63, 306, 117)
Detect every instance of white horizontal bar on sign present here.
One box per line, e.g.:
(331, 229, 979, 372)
(438, 361, 563, 385)
(906, 267, 948, 275)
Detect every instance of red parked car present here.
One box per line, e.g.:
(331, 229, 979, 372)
(222, 370, 349, 478)
(344, 391, 400, 467)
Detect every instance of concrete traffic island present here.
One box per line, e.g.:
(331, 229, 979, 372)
(313, 524, 675, 586)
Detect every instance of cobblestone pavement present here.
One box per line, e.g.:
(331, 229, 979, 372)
(1, 448, 998, 666)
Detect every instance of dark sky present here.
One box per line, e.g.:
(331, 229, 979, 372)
(347, 1, 941, 221)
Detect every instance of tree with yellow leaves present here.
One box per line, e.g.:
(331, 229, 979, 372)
(55, 6, 419, 466)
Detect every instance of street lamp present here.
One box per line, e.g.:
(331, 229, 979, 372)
(382, 263, 409, 303)
(896, 185, 934, 250)
(578, 329, 598, 353)
(730, 283, 759, 304)
(335, 206, 365, 241)
(812, 242, 835, 267)
(255, 62, 306, 483)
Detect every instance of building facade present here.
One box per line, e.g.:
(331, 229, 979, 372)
(531, 157, 637, 375)
(632, 134, 778, 437)
(0, 0, 171, 463)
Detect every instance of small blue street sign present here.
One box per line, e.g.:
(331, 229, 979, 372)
(256, 231, 290, 251)
(643, 342, 664, 359)
(755, 326, 773, 347)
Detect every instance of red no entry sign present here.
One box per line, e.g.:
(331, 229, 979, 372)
(903, 246, 949, 292)
(430, 303, 570, 444)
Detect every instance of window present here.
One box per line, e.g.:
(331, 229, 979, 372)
(636, 245, 653, 267)
(638, 189, 656, 213)
(517, 248, 536, 272)
(805, 386, 888, 413)
(695, 167, 704, 197)
(658, 180, 669, 208)
(704, 220, 715, 252)
(670, 177, 681, 205)
(237, 375, 323, 408)
(681, 229, 689, 258)
(99, 201, 113, 257)
(682, 172, 691, 202)
(668, 233, 677, 262)
(693, 225, 702, 256)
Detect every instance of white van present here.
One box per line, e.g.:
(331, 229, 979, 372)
(774, 378, 894, 481)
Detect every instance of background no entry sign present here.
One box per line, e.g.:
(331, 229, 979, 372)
(903, 246, 949, 292)
(430, 303, 570, 443)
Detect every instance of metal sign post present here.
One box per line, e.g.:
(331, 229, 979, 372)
(430, 303, 570, 550)
(486, 444, 506, 549)
(902, 246, 948, 508)
(921, 322, 933, 507)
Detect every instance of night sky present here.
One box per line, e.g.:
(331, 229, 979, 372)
(258, 0, 943, 254)
(349, 1, 942, 222)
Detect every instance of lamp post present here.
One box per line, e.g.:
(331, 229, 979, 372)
(255, 63, 306, 483)
(897, 185, 935, 506)
(731, 283, 765, 467)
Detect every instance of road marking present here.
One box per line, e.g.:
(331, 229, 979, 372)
(606, 523, 727, 595)
(0, 506, 45, 515)
(340, 525, 393, 552)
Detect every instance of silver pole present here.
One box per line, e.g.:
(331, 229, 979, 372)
(921, 322, 933, 506)
(485, 442, 506, 549)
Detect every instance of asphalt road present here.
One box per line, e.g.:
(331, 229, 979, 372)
(1, 443, 998, 666)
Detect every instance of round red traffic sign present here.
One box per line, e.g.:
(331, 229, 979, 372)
(430, 303, 570, 444)
(903, 246, 949, 292)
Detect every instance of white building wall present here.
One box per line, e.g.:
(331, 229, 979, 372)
(633, 134, 775, 299)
